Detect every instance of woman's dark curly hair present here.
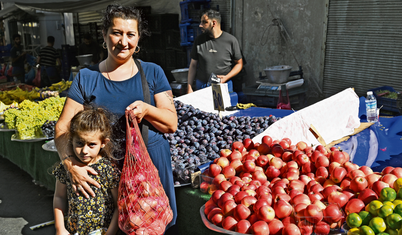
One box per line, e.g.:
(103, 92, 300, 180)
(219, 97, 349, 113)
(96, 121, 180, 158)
(101, 4, 150, 39)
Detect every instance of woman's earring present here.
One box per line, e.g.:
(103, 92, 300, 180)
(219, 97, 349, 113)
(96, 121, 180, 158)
(135, 46, 140, 53)
(102, 42, 107, 49)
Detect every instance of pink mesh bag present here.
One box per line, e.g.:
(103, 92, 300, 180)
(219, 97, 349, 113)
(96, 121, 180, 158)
(118, 110, 173, 235)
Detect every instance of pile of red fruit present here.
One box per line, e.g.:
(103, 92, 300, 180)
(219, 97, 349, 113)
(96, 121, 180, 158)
(201, 136, 402, 235)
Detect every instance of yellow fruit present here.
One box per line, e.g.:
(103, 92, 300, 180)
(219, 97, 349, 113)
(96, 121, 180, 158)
(394, 178, 402, 193)
(367, 200, 383, 216)
(393, 199, 402, 206)
(348, 227, 360, 235)
(384, 201, 396, 209)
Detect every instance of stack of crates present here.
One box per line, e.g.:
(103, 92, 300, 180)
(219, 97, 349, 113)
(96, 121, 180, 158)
(179, 0, 211, 67)
(60, 45, 79, 81)
(73, 22, 102, 46)
(139, 12, 189, 82)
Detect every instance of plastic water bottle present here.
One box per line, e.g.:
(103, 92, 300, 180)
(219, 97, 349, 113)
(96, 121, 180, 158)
(366, 91, 378, 122)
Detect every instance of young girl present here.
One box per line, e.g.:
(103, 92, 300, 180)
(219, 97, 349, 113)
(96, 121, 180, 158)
(53, 107, 120, 235)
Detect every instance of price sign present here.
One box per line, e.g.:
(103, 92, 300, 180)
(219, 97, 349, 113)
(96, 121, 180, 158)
(212, 83, 225, 111)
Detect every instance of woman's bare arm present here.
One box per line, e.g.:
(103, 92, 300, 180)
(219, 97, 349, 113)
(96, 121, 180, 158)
(126, 90, 177, 133)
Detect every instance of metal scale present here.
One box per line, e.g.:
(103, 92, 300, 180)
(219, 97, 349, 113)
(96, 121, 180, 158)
(256, 66, 304, 91)
(242, 66, 307, 109)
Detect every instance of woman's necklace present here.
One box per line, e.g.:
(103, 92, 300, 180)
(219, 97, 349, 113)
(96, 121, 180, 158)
(104, 59, 134, 81)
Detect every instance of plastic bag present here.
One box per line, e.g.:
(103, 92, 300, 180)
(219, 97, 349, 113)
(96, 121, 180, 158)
(277, 85, 292, 110)
(32, 68, 41, 87)
(118, 110, 173, 235)
(25, 67, 36, 85)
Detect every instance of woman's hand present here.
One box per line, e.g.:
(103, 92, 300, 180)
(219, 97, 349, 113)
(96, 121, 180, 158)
(64, 157, 101, 198)
(126, 100, 149, 123)
(56, 228, 70, 235)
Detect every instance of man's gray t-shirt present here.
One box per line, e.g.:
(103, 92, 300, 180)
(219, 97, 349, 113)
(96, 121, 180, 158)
(190, 31, 242, 84)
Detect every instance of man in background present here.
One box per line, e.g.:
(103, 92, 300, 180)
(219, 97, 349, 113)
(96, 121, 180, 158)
(78, 33, 103, 64)
(10, 34, 26, 83)
(37, 36, 60, 87)
(187, 9, 243, 93)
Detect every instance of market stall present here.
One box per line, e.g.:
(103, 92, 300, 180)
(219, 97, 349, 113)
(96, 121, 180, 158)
(1, 82, 402, 234)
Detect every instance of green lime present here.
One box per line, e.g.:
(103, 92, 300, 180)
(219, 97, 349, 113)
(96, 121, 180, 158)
(369, 217, 387, 234)
(368, 200, 383, 216)
(381, 187, 397, 202)
(394, 203, 402, 217)
(386, 227, 398, 235)
(385, 213, 402, 230)
(377, 233, 390, 235)
(359, 211, 373, 226)
(397, 188, 402, 200)
(359, 225, 376, 235)
(378, 205, 394, 218)
(346, 213, 362, 228)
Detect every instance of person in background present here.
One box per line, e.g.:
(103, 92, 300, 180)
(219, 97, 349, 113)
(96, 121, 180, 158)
(78, 33, 103, 65)
(53, 106, 120, 235)
(187, 9, 244, 93)
(55, 4, 178, 233)
(37, 36, 61, 87)
(10, 34, 26, 83)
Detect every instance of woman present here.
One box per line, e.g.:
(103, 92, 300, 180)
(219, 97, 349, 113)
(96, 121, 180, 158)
(55, 4, 178, 231)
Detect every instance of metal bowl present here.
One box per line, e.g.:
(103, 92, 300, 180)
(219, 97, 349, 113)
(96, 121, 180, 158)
(264, 65, 292, 84)
(76, 54, 93, 67)
(171, 68, 189, 83)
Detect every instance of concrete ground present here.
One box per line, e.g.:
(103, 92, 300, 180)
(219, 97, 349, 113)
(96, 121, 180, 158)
(0, 156, 55, 235)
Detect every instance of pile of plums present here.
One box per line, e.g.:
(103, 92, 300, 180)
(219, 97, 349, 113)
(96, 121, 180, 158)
(168, 100, 280, 185)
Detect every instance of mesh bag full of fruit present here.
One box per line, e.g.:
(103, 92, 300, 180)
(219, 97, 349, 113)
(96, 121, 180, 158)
(118, 110, 173, 235)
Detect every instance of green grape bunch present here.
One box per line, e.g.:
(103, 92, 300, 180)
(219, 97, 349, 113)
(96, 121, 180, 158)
(3, 97, 66, 139)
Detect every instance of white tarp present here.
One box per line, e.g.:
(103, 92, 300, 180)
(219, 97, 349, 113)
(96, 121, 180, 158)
(0, 5, 20, 19)
(252, 88, 361, 147)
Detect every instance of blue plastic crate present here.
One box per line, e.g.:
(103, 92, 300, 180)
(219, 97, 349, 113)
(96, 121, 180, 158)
(369, 86, 401, 114)
(180, 0, 211, 23)
(180, 23, 191, 44)
(180, 41, 193, 47)
(180, 23, 203, 45)
(190, 23, 202, 41)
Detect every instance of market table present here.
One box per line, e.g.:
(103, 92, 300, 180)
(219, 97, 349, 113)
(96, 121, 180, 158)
(0, 131, 59, 191)
(1, 97, 402, 234)
(0, 105, 294, 235)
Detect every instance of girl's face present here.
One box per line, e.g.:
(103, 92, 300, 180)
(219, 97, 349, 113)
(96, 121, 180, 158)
(104, 17, 140, 62)
(72, 131, 108, 165)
